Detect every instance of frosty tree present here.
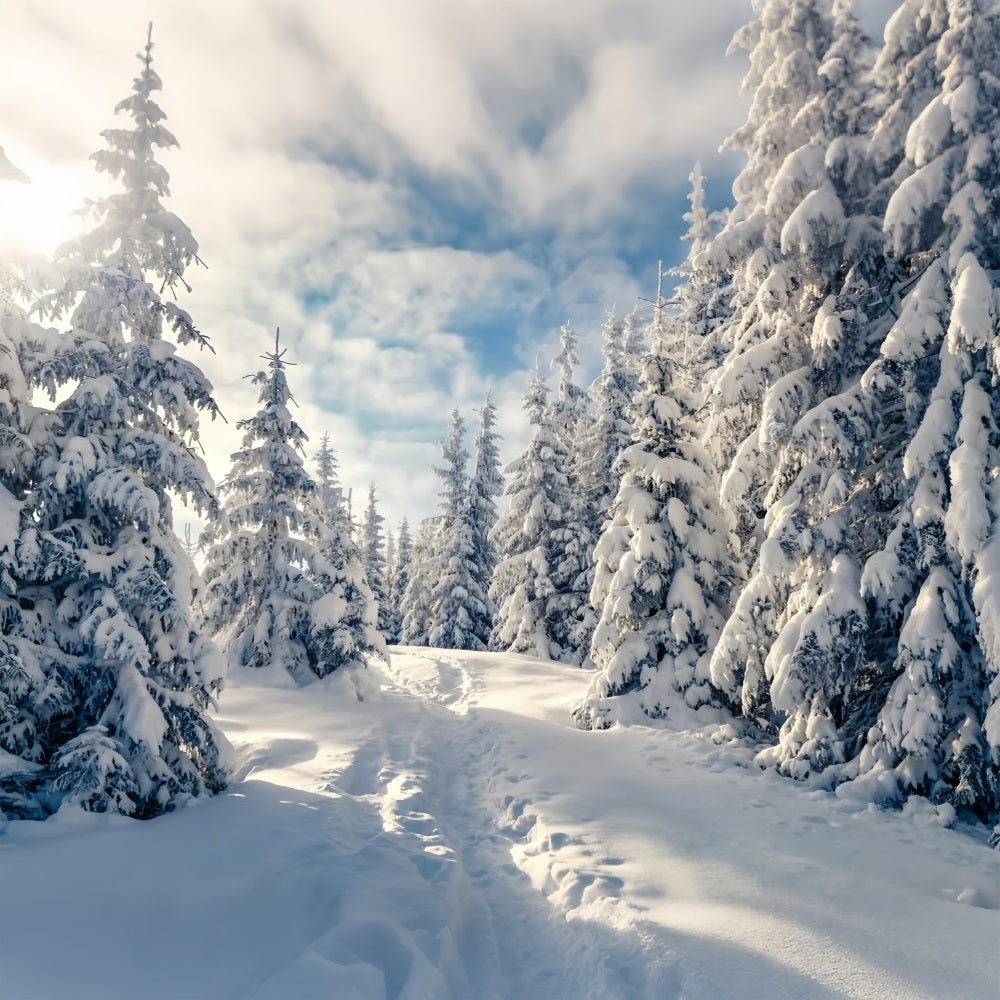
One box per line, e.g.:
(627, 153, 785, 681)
(314, 432, 349, 531)
(468, 394, 503, 624)
(200, 331, 384, 682)
(362, 482, 393, 638)
(546, 325, 598, 661)
(389, 516, 413, 643)
(4, 28, 227, 817)
(711, 1, 889, 771)
(400, 516, 440, 646)
(846, 0, 1000, 813)
(426, 410, 492, 650)
(586, 310, 643, 531)
(703, 0, 834, 556)
(579, 275, 736, 729)
(490, 370, 567, 659)
(383, 526, 401, 642)
(0, 235, 53, 818)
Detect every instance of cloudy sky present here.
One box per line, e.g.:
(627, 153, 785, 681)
(0, 0, 896, 535)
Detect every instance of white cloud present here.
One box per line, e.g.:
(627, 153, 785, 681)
(3, 0, 761, 531)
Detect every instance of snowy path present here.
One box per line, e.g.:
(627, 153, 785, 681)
(2, 648, 999, 999)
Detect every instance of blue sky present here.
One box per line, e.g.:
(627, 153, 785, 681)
(1, 0, 896, 532)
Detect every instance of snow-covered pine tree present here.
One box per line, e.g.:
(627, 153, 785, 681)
(672, 165, 731, 381)
(385, 528, 396, 594)
(579, 270, 737, 729)
(586, 310, 641, 531)
(0, 238, 55, 817)
(315, 431, 348, 529)
(383, 526, 401, 642)
(426, 410, 492, 650)
(710, 1, 891, 774)
(468, 393, 503, 625)
(702, 0, 834, 556)
(200, 332, 384, 683)
(547, 324, 598, 662)
(490, 369, 564, 659)
(400, 516, 440, 646)
(390, 516, 413, 643)
(846, 0, 1000, 817)
(362, 482, 393, 638)
(6, 28, 227, 817)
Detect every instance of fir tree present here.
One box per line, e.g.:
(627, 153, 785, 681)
(427, 410, 492, 650)
(714, 1, 888, 770)
(848, 0, 1000, 814)
(6, 28, 227, 817)
(703, 0, 835, 558)
(362, 482, 392, 638)
(547, 324, 598, 662)
(200, 332, 384, 682)
(586, 310, 641, 530)
(383, 526, 401, 642)
(0, 235, 53, 818)
(400, 516, 440, 646)
(390, 516, 413, 642)
(468, 394, 503, 630)
(490, 370, 565, 660)
(314, 431, 348, 530)
(580, 278, 736, 728)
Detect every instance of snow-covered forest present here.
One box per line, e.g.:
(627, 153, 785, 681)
(3, 1, 1000, 996)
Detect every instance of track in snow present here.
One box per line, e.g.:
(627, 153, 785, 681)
(327, 648, 683, 1000)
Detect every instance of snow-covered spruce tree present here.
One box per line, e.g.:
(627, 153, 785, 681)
(490, 370, 564, 659)
(400, 516, 440, 646)
(844, 0, 1000, 817)
(702, 0, 834, 558)
(426, 410, 492, 650)
(547, 324, 598, 662)
(8, 30, 227, 817)
(315, 431, 348, 530)
(578, 280, 737, 728)
(468, 393, 503, 620)
(383, 526, 401, 642)
(0, 240, 57, 817)
(389, 516, 412, 642)
(710, 2, 892, 773)
(673, 165, 731, 383)
(200, 333, 384, 683)
(362, 482, 393, 638)
(586, 309, 644, 531)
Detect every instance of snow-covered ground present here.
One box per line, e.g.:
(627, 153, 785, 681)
(3, 648, 999, 999)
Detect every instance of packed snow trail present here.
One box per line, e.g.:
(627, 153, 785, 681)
(2, 648, 999, 999)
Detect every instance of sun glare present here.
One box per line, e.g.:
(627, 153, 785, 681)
(0, 150, 92, 258)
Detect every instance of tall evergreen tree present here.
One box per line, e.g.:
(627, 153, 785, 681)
(400, 516, 440, 646)
(426, 410, 492, 650)
(362, 482, 392, 637)
(0, 228, 54, 818)
(847, 0, 1000, 813)
(5, 29, 227, 817)
(468, 394, 504, 628)
(200, 333, 384, 682)
(490, 370, 565, 660)
(703, 0, 834, 558)
(586, 310, 641, 530)
(383, 526, 401, 642)
(390, 516, 413, 643)
(580, 276, 737, 728)
(711, 1, 889, 770)
(547, 324, 598, 661)
(314, 431, 348, 530)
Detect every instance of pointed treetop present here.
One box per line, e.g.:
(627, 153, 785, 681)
(262, 327, 294, 370)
